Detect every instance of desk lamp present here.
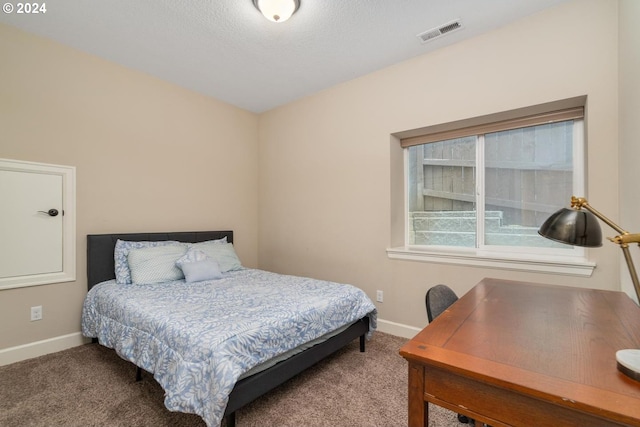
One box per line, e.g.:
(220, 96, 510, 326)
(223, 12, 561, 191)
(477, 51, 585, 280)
(539, 196, 640, 382)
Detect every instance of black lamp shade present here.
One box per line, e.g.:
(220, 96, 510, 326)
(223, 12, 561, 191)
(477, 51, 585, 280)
(538, 208, 603, 247)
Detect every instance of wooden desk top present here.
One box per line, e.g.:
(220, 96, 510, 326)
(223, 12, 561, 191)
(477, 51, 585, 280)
(400, 278, 640, 425)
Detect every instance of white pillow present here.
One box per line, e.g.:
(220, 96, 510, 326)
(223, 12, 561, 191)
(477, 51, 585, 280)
(176, 249, 222, 283)
(114, 240, 182, 284)
(189, 237, 227, 251)
(193, 242, 242, 272)
(127, 244, 188, 284)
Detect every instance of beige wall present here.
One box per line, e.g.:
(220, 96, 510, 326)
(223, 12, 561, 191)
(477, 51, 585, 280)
(1, 0, 634, 354)
(619, 0, 640, 302)
(0, 24, 259, 350)
(258, 0, 623, 330)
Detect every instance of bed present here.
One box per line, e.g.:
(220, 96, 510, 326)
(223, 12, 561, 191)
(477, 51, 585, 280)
(81, 231, 376, 427)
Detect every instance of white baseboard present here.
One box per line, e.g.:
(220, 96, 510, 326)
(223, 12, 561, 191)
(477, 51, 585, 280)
(376, 318, 422, 339)
(0, 332, 88, 366)
(0, 319, 420, 367)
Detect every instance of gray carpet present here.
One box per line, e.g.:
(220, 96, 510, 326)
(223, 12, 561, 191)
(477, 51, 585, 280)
(0, 332, 460, 426)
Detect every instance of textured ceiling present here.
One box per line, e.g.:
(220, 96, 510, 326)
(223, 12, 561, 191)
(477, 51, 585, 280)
(1, 0, 570, 113)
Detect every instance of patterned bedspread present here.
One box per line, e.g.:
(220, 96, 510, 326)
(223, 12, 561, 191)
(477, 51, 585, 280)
(81, 268, 377, 427)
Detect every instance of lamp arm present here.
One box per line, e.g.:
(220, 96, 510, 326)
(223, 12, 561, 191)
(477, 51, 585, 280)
(621, 246, 640, 305)
(572, 196, 628, 236)
(572, 197, 640, 303)
(611, 233, 640, 245)
(576, 198, 640, 244)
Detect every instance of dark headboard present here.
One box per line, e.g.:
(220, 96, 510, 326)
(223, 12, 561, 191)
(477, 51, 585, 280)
(86, 231, 233, 290)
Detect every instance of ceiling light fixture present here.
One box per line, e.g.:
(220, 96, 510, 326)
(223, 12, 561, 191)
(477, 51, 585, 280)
(253, 0, 300, 23)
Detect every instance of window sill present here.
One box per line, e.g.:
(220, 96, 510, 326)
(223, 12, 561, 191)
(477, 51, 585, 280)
(386, 246, 595, 277)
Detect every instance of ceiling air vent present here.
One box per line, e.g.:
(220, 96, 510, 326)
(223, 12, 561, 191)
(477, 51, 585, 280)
(417, 19, 462, 44)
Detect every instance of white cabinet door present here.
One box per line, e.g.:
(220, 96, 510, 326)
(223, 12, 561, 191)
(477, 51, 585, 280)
(0, 170, 63, 278)
(0, 158, 75, 289)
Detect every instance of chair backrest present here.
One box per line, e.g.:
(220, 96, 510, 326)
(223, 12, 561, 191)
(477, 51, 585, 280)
(425, 284, 459, 323)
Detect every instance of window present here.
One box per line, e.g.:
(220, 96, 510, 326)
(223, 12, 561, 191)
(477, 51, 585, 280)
(389, 101, 595, 276)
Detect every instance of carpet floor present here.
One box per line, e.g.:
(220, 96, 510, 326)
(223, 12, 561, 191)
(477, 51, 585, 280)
(0, 332, 461, 426)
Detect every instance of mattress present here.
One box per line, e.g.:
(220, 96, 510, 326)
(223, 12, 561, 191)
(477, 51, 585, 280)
(81, 268, 377, 427)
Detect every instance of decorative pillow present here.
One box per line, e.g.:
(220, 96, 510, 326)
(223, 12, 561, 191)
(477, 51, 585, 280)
(195, 242, 243, 273)
(176, 249, 222, 283)
(189, 237, 227, 250)
(127, 244, 189, 284)
(114, 239, 183, 284)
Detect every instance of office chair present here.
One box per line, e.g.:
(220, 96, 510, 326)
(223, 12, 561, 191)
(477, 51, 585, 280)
(425, 284, 459, 323)
(425, 284, 474, 425)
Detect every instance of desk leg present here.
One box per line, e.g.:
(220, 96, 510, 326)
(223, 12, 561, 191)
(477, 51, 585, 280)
(407, 362, 428, 427)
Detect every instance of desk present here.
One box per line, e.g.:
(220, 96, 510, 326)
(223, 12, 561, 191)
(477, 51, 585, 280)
(399, 278, 640, 427)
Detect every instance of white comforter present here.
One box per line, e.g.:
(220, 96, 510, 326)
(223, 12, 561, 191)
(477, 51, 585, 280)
(81, 268, 377, 426)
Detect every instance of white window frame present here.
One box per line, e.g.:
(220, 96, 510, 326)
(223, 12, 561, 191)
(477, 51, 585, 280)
(387, 111, 595, 277)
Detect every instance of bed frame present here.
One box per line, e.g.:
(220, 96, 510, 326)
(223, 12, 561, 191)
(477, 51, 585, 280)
(86, 231, 370, 427)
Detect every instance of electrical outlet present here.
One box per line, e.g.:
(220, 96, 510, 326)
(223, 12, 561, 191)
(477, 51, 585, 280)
(30, 306, 42, 321)
(376, 290, 383, 303)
